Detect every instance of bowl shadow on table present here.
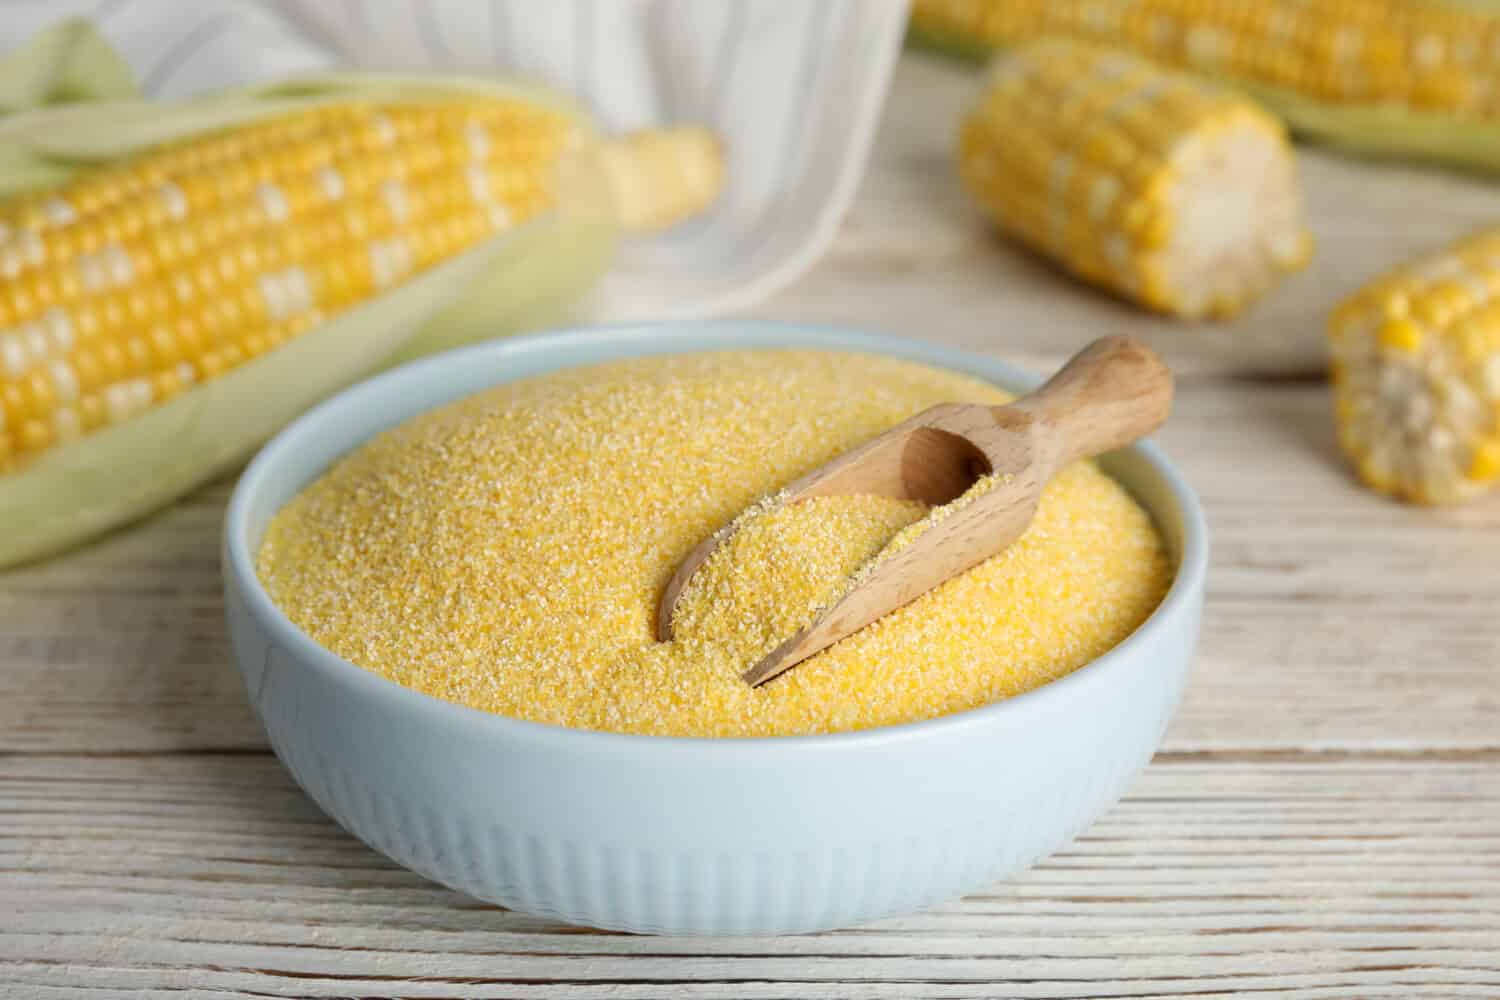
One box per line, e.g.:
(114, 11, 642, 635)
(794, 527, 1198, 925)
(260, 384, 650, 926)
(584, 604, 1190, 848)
(168, 750, 622, 937)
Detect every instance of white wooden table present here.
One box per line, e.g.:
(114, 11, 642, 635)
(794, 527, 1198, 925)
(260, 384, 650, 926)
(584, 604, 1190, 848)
(3, 55, 1498, 998)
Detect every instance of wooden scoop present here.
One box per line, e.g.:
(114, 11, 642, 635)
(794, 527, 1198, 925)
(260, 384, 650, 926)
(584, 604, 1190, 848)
(656, 335, 1174, 687)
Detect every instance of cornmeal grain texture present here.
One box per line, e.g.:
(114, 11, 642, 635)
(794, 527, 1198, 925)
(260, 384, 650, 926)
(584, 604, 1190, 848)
(257, 351, 1171, 737)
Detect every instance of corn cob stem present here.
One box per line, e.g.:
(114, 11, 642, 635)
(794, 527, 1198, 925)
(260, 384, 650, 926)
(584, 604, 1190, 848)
(958, 38, 1309, 319)
(599, 127, 723, 233)
(1330, 230, 1500, 504)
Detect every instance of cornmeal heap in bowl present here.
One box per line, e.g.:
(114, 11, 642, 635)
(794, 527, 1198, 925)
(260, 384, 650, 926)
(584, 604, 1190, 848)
(257, 350, 1170, 737)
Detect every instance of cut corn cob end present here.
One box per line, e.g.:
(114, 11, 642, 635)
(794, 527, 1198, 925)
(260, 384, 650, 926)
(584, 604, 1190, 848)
(958, 38, 1311, 319)
(599, 126, 724, 233)
(1330, 231, 1500, 504)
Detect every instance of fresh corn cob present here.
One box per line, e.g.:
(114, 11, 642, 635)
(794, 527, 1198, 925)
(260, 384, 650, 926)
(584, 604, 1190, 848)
(0, 100, 552, 467)
(1330, 231, 1500, 505)
(0, 101, 718, 472)
(958, 38, 1309, 318)
(912, 0, 1500, 173)
(0, 75, 722, 566)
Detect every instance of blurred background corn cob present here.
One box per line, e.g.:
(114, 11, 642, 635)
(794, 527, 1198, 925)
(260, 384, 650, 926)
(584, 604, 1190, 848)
(913, 0, 1500, 173)
(958, 38, 1310, 318)
(0, 33, 723, 566)
(1330, 230, 1500, 505)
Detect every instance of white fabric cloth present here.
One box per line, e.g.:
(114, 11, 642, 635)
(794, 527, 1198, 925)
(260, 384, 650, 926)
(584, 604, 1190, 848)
(0, 0, 909, 320)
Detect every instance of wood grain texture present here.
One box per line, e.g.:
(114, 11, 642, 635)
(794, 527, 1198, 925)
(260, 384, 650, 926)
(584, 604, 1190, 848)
(1, 754, 1495, 999)
(743, 54, 1500, 377)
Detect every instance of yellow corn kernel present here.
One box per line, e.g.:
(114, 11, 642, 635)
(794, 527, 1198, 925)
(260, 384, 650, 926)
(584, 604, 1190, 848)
(71, 349, 103, 393)
(18, 417, 50, 453)
(21, 370, 55, 419)
(78, 393, 105, 430)
(97, 342, 127, 383)
(1379, 317, 1424, 353)
(196, 350, 224, 380)
(1, 383, 28, 427)
(174, 315, 207, 360)
(124, 336, 152, 375)
(1467, 440, 1500, 482)
(23, 272, 57, 311)
(152, 367, 184, 401)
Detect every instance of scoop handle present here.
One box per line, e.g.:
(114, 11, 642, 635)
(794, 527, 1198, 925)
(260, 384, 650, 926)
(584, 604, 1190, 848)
(1006, 336, 1174, 468)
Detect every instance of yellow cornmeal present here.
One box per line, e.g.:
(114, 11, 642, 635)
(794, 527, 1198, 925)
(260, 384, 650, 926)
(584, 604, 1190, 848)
(257, 351, 1171, 737)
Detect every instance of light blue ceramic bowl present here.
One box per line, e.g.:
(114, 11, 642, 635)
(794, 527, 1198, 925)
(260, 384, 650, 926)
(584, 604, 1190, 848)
(223, 322, 1207, 935)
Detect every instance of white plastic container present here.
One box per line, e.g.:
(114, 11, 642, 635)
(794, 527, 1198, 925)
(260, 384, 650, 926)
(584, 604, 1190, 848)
(223, 322, 1208, 935)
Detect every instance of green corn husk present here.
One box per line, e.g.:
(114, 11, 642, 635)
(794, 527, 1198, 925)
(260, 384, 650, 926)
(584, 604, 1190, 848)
(908, 11, 1500, 176)
(0, 17, 137, 114)
(0, 21, 618, 567)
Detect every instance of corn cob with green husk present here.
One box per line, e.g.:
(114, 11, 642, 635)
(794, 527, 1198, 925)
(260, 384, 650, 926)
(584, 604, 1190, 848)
(958, 38, 1310, 318)
(912, 0, 1500, 174)
(0, 22, 723, 567)
(1330, 231, 1500, 505)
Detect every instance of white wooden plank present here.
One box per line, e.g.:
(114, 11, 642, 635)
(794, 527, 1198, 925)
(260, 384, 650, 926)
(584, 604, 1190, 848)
(743, 54, 1500, 378)
(0, 756, 1495, 998)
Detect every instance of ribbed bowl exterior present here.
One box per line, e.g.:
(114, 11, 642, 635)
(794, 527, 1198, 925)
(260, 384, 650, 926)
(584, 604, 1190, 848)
(223, 323, 1207, 936)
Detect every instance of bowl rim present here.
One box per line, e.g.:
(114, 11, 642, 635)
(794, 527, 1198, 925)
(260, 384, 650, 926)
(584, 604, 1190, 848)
(225, 321, 1208, 756)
